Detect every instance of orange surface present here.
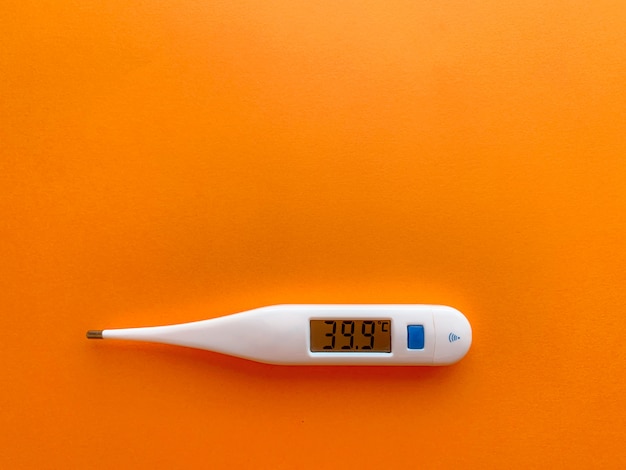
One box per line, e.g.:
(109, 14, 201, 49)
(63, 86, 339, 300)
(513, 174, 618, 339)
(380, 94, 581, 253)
(2, 1, 626, 468)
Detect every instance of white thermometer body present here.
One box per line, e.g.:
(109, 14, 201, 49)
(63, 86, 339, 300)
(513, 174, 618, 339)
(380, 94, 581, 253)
(88, 304, 472, 366)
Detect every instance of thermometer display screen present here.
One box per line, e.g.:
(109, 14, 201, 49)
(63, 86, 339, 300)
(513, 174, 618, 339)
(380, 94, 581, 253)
(310, 320, 391, 352)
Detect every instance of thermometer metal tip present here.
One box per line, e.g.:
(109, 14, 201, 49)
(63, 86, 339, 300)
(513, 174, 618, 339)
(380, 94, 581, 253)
(86, 330, 103, 339)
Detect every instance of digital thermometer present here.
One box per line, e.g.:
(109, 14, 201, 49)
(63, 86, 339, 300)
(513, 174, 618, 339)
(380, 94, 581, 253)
(86, 304, 472, 365)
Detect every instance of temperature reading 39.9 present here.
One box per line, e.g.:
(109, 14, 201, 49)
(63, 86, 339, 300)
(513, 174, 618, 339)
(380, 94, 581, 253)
(310, 320, 391, 353)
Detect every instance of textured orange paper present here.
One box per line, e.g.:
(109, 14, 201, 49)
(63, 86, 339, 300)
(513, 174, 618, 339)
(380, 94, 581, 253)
(2, 1, 625, 468)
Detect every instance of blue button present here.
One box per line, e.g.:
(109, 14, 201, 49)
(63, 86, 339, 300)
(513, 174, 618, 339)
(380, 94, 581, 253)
(407, 325, 425, 349)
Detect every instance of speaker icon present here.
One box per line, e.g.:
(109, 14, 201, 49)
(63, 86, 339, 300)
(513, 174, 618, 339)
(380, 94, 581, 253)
(448, 332, 461, 343)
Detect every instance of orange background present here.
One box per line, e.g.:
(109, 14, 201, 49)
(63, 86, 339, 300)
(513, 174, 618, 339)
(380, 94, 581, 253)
(2, 1, 626, 468)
